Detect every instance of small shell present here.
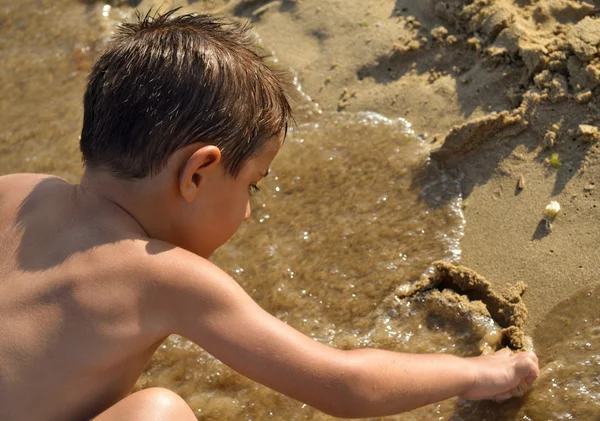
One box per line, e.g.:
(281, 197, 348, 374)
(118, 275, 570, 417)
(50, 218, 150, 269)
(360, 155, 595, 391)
(517, 174, 525, 190)
(544, 201, 561, 221)
(543, 200, 561, 230)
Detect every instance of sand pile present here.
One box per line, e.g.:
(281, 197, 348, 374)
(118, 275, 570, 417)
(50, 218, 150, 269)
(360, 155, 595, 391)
(395, 261, 530, 351)
(426, 0, 600, 158)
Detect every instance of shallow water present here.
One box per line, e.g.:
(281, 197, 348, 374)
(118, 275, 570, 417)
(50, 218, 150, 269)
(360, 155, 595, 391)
(0, 0, 102, 180)
(1, 1, 599, 420)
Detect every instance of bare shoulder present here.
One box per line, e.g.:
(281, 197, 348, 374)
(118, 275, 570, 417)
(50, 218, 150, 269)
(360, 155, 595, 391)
(0, 173, 65, 212)
(141, 243, 350, 413)
(142, 243, 242, 318)
(127, 241, 258, 343)
(0, 173, 59, 194)
(0, 174, 68, 259)
(140, 241, 279, 340)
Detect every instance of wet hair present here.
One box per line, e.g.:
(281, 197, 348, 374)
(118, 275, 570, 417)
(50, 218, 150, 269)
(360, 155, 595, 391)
(80, 8, 292, 178)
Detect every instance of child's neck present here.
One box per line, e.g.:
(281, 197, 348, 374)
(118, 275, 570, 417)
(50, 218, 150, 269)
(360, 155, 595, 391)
(78, 169, 173, 243)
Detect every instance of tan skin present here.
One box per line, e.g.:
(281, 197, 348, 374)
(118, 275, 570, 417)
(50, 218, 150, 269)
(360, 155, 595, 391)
(0, 132, 539, 421)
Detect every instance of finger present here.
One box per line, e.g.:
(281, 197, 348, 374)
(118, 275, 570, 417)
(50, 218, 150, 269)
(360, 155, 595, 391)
(496, 347, 512, 357)
(513, 381, 530, 397)
(516, 353, 540, 379)
(529, 351, 539, 366)
(521, 351, 539, 367)
(525, 364, 539, 384)
(525, 373, 537, 386)
(493, 391, 512, 402)
(530, 355, 541, 377)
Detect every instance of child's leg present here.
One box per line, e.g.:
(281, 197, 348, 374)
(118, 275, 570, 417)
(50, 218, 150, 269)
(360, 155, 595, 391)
(92, 388, 197, 421)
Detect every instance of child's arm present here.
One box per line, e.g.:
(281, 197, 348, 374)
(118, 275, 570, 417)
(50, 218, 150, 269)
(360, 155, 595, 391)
(153, 248, 539, 418)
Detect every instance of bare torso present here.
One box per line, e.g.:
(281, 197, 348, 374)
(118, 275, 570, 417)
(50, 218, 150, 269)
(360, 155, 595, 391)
(0, 174, 541, 421)
(0, 174, 166, 421)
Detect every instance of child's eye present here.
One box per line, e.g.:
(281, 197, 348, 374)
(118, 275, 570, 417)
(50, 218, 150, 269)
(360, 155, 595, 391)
(249, 184, 261, 195)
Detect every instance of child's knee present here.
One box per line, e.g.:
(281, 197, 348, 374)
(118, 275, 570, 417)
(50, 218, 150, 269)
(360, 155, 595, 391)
(133, 387, 196, 420)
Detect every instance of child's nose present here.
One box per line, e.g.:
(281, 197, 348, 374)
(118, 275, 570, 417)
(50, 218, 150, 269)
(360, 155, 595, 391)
(244, 201, 251, 221)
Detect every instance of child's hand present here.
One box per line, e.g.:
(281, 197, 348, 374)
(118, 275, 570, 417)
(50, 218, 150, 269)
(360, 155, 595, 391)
(460, 348, 540, 402)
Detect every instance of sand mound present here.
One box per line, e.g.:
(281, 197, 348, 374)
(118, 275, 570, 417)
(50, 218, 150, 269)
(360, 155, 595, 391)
(395, 261, 530, 351)
(429, 0, 600, 155)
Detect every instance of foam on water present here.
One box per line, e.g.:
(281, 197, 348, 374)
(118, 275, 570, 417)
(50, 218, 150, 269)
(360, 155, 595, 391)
(136, 110, 486, 420)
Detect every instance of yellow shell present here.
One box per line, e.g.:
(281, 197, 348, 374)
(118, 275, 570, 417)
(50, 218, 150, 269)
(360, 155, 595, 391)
(544, 201, 561, 221)
(543, 201, 560, 230)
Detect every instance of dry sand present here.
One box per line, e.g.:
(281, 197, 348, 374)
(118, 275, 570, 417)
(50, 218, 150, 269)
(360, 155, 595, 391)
(153, 0, 600, 336)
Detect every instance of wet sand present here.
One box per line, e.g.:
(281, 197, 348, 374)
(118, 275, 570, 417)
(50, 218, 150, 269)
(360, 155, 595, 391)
(203, 0, 600, 332)
(112, 0, 600, 334)
(1, 0, 599, 419)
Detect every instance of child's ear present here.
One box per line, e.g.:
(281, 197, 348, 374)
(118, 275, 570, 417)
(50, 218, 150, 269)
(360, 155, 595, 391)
(179, 145, 222, 203)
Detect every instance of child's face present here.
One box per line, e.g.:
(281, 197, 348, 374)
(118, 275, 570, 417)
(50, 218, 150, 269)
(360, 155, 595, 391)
(179, 133, 283, 258)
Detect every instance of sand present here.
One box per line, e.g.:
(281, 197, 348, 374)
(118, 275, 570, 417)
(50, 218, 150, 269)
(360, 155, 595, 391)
(2, 0, 598, 418)
(153, 0, 600, 335)
(396, 261, 530, 350)
(13, 0, 599, 360)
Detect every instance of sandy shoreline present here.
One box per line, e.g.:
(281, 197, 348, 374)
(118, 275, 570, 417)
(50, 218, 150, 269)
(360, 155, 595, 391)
(3, 0, 596, 336)
(28, 0, 598, 334)
(100, 0, 600, 336)
(0, 0, 598, 418)
(1, 0, 596, 350)
(190, 0, 600, 335)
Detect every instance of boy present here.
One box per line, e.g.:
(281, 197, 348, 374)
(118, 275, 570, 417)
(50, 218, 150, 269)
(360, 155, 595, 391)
(0, 9, 539, 421)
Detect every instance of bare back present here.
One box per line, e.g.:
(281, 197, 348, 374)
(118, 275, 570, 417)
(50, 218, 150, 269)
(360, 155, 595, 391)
(0, 174, 166, 421)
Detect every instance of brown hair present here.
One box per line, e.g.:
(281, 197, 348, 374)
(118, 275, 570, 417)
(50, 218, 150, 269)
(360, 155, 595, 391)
(80, 9, 292, 178)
